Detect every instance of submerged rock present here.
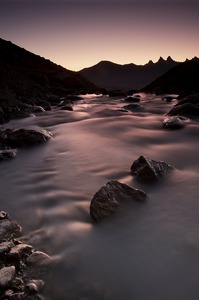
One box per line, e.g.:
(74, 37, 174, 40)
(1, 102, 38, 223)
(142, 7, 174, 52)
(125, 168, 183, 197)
(131, 155, 174, 182)
(90, 180, 146, 221)
(162, 116, 187, 129)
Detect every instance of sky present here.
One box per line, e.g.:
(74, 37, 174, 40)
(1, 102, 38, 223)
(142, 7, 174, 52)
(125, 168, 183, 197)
(0, 0, 198, 71)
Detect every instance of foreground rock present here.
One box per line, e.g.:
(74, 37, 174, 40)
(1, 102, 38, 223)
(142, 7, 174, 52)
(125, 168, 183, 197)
(131, 155, 174, 182)
(0, 210, 52, 299)
(90, 180, 146, 221)
(123, 96, 140, 103)
(162, 116, 188, 129)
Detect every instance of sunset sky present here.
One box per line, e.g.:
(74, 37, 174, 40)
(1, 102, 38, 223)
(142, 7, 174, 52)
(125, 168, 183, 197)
(0, 0, 198, 71)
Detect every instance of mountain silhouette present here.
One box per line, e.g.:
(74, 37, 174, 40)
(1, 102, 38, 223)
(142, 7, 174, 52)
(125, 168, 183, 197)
(141, 57, 199, 96)
(0, 38, 98, 101)
(79, 57, 179, 91)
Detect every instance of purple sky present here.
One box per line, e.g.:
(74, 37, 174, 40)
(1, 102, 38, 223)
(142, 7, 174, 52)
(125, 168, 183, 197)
(0, 1, 198, 71)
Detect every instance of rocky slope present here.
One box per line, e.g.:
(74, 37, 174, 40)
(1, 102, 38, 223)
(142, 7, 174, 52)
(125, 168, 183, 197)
(141, 57, 199, 97)
(0, 38, 98, 102)
(79, 57, 179, 91)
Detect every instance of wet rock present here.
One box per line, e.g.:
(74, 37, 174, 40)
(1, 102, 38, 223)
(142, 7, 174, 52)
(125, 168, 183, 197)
(167, 102, 199, 117)
(131, 155, 174, 182)
(65, 95, 83, 101)
(6, 129, 52, 147)
(123, 96, 140, 103)
(0, 215, 21, 242)
(60, 104, 73, 111)
(162, 96, 175, 102)
(22, 104, 45, 113)
(0, 148, 17, 160)
(109, 90, 127, 97)
(0, 241, 15, 255)
(27, 251, 52, 267)
(7, 243, 33, 259)
(123, 103, 144, 111)
(0, 266, 16, 288)
(90, 180, 146, 221)
(25, 279, 44, 294)
(0, 211, 8, 220)
(162, 116, 187, 129)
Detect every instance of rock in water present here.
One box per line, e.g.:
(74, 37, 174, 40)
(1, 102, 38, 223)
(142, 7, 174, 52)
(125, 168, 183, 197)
(90, 180, 146, 221)
(162, 116, 187, 129)
(0, 266, 16, 288)
(131, 155, 174, 182)
(6, 128, 52, 147)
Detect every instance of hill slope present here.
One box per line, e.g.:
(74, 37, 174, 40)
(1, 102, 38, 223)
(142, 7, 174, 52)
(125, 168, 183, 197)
(141, 57, 199, 96)
(79, 57, 179, 91)
(0, 38, 98, 101)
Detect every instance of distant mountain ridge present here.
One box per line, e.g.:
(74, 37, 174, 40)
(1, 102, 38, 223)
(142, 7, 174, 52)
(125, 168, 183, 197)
(79, 56, 180, 91)
(141, 57, 199, 97)
(0, 38, 98, 101)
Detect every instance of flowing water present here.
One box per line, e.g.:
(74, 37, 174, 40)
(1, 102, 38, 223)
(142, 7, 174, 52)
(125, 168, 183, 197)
(1, 93, 199, 300)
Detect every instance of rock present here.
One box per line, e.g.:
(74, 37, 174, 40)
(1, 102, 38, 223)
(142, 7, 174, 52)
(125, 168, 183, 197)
(22, 104, 45, 113)
(6, 129, 52, 147)
(167, 102, 199, 117)
(162, 116, 187, 129)
(0, 215, 21, 242)
(0, 241, 15, 255)
(123, 96, 140, 103)
(25, 279, 44, 294)
(60, 104, 73, 111)
(131, 155, 174, 182)
(7, 243, 33, 259)
(0, 211, 8, 220)
(27, 251, 52, 267)
(90, 180, 146, 221)
(65, 95, 83, 101)
(109, 90, 127, 97)
(162, 96, 175, 102)
(123, 103, 144, 111)
(0, 148, 17, 160)
(0, 266, 16, 288)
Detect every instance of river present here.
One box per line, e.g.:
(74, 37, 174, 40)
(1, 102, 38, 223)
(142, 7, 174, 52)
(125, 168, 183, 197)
(1, 93, 199, 300)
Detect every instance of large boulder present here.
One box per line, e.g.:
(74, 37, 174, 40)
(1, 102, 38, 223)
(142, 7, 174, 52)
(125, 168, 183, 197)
(90, 180, 146, 221)
(167, 93, 199, 117)
(131, 155, 174, 182)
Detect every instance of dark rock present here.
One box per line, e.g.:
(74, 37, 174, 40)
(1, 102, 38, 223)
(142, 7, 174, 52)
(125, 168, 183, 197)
(6, 129, 52, 147)
(0, 214, 21, 242)
(123, 103, 144, 111)
(0, 266, 16, 288)
(123, 96, 140, 103)
(27, 251, 52, 267)
(21, 104, 45, 113)
(25, 279, 44, 294)
(162, 116, 187, 129)
(167, 102, 199, 117)
(0, 148, 17, 160)
(7, 243, 33, 260)
(131, 155, 174, 182)
(90, 180, 146, 221)
(60, 104, 73, 111)
(162, 96, 175, 102)
(0, 241, 15, 255)
(65, 95, 83, 101)
(109, 90, 127, 97)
